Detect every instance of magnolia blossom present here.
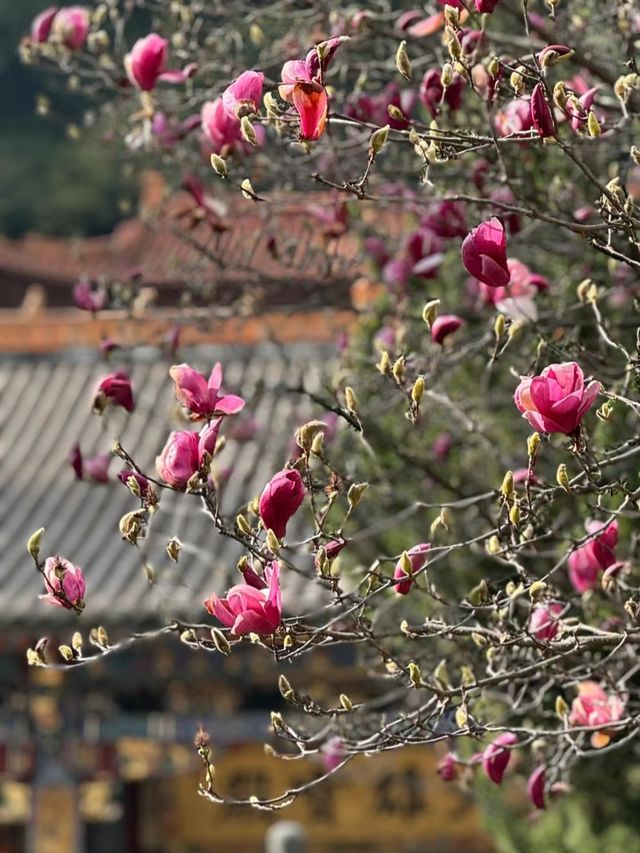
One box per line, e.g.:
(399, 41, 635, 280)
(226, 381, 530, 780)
(279, 37, 346, 141)
(421, 201, 467, 239)
(419, 69, 465, 117)
(93, 372, 134, 414)
(222, 70, 264, 118)
(472, 257, 549, 322)
(436, 752, 458, 782)
(31, 6, 59, 43)
(155, 420, 221, 489)
(568, 520, 619, 593)
(169, 363, 244, 420)
(495, 97, 535, 137)
(73, 278, 107, 312)
(481, 732, 518, 784)
(514, 362, 600, 435)
(461, 218, 510, 288)
(201, 97, 262, 154)
(431, 314, 464, 345)
(393, 543, 431, 595)
(204, 561, 282, 636)
(51, 6, 90, 50)
(125, 33, 196, 91)
(527, 766, 546, 810)
(476, 0, 501, 10)
(259, 469, 306, 539)
(569, 682, 626, 748)
(529, 602, 563, 640)
(531, 82, 555, 138)
(321, 737, 347, 772)
(118, 468, 153, 500)
(41, 556, 86, 610)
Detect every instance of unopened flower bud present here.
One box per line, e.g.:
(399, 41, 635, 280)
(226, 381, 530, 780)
(455, 705, 468, 727)
(387, 104, 406, 122)
(487, 56, 500, 78)
(529, 580, 547, 600)
(553, 81, 568, 110)
(283, 633, 293, 649)
(395, 40, 412, 80)
(377, 350, 390, 375)
(166, 537, 181, 562)
(369, 124, 390, 156)
(441, 62, 454, 87)
(270, 711, 284, 730)
(249, 22, 264, 46)
(469, 579, 489, 606)
(266, 529, 280, 555)
(501, 471, 514, 500)
(240, 116, 258, 146)
(494, 314, 506, 340)
(510, 69, 525, 95)
(241, 178, 256, 200)
(556, 463, 570, 492)
(392, 357, 405, 383)
(71, 632, 83, 654)
(27, 527, 45, 561)
(210, 153, 228, 177)
(411, 376, 425, 404)
(278, 674, 295, 700)
(58, 645, 74, 662)
(631, 146, 640, 166)
(555, 695, 569, 718)
(345, 386, 358, 414)
(486, 535, 501, 555)
(587, 111, 601, 137)
(296, 420, 326, 453)
(348, 482, 369, 509)
(528, 432, 541, 458)
(236, 514, 252, 536)
(339, 693, 353, 711)
(408, 661, 422, 687)
(509, 503, 521, 525)
(422, 299, 440, 327)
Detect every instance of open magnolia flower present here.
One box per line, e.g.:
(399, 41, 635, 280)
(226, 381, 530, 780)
(204, 561, 282, 636)
(514, 362, 600, 435)
(569, 682, 626, 748)
(279, 36, 347, 140)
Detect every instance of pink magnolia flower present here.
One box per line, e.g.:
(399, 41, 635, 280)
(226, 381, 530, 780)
(222, 70, 264, 118)
(201, 97, 263, 154)
(345, 83, 415, 130)
(529, 602, 563, 640)
(393, 543, 431, 595)
(51, 6, 90, 50)
(155, 420, 221, 489)
(568, 520, 618, 593)
(259, 469, 306, 539)
(437, 752, 458, 782)
(431, 314, 464, 345)
(93, 371, 134, 414)
(421, 200, 467, 239)
(461, 217, 510, 288)
(31, 6, 58, 42)
(473, 258, 549, 322)
(321, 737, 347, 772)
(41, 556, 86, 611)
(481, 732, 518, 784)
(204, 560, 282, 636)
(73, 278, 107, 312)
(495, 97, 535, 137)
(83, 452, 111, 483)
(531, 82, 555, 138)
(69, 442, 83, 480)
(125, 33, 196, 92)
(279, 37, 347, 141)
(169, 363, 244, 420)
(569, 681, 626, 748)
(527, 766, 546, 810)
(514, 362, 600, 435)
(419, 69, 465, 117)
(476, 0, 501, 11)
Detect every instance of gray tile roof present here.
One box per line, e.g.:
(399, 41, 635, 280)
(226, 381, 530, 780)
(0, 344, 334, 627)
